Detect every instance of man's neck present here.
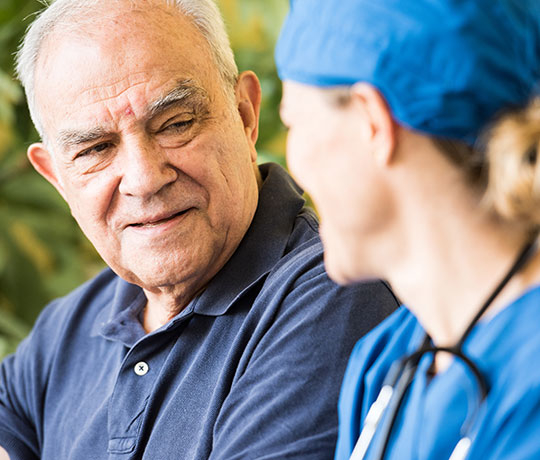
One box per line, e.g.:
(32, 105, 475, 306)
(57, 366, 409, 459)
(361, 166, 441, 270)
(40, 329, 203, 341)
(141, 285, 203, 333)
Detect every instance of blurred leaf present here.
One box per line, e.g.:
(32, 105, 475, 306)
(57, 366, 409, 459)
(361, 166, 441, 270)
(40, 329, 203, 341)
(0, 70, 22, 156)
(217, 0, 288, 161)
(0, 222, 51, 323)
(0, 71, 21, 107)
(9, 221, 54, 273)
(0, 300, 31, 341)
(0, 296, 30, 357)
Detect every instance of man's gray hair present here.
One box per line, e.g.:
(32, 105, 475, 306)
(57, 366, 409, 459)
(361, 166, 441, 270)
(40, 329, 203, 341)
(16, 0, 239, 138)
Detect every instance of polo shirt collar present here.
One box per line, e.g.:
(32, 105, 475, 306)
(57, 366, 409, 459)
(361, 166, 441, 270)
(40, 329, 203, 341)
(192, 163, 305, 316)
(92, 163, 305, 340)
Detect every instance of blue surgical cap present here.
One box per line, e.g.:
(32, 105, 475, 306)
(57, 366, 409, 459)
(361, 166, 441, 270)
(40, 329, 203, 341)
(276, 0, 540, 145)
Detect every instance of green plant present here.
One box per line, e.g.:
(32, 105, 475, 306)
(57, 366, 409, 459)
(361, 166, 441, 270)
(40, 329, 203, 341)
(221, 0, 289, 165)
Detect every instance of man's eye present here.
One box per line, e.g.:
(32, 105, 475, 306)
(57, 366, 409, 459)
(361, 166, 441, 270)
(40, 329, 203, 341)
(162, 119, 195, 133)
(76, 142, 113, 159)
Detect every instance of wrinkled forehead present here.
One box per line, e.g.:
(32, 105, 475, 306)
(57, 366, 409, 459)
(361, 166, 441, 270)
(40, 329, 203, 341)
(37, 0, 212, 71)
(33, 2, 220, 139)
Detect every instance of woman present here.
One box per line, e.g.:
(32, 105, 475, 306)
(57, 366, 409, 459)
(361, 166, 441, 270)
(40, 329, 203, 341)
(276, 0, 540, 459)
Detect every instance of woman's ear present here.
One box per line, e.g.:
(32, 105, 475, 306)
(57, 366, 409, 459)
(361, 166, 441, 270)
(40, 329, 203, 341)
(235, 71, 262, 162)
(27, 143, 66, 200)
(350, 82, 397, 166)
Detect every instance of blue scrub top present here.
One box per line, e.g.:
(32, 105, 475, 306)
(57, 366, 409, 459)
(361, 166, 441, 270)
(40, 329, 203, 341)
(336, 285, 540, 459)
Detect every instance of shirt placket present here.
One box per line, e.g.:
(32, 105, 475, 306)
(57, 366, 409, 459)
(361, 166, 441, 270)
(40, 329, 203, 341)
(106, 333, 175, 459)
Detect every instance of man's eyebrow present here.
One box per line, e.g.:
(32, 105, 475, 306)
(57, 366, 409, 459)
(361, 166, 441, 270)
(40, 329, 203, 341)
(55, 81, 209, 150)
(56, 127, 112, 150)
(148, 80, 210, 118)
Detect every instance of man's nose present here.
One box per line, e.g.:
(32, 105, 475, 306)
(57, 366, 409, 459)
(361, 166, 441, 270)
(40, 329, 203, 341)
(118, 139, 178, 198)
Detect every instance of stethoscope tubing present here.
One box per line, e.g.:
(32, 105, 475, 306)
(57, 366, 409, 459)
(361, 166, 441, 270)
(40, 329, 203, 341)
(349, 236, 539, 460)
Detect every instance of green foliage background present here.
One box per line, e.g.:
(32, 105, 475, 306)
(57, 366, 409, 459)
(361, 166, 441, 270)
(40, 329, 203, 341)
(0, 0, 288, 359)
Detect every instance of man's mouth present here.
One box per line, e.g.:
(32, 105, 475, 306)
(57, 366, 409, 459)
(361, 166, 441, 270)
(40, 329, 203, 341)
(129, 209, 191, 228)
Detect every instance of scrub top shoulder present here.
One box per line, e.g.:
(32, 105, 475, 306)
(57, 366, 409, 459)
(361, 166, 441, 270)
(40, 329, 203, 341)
(336, 285, 540, 460)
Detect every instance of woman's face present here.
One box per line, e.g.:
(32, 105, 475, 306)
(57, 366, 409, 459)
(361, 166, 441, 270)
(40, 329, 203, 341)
(280, 81, 394, 284)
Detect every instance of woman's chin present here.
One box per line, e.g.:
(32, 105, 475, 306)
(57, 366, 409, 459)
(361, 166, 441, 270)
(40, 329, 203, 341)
(323, 251, 367, 286)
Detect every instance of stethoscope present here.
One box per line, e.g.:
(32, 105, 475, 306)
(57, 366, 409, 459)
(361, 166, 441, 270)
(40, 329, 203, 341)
(350, 236, 539, 460)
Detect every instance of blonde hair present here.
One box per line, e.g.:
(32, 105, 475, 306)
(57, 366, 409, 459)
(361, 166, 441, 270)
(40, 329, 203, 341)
(484, 98, 540, 231)
(327, 87, 540, 232)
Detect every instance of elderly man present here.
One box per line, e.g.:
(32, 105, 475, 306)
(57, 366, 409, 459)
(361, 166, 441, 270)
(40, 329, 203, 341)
(0, 0, 397, 459)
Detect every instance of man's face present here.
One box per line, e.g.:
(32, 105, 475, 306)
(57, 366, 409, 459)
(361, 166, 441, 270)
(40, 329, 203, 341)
(29, 4, 261, 294)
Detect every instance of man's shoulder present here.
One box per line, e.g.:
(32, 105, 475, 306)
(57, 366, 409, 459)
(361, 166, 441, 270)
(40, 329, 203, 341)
(340, 307, 419, 402)
(33, 267, 120, 334)
(4, 268, 121, 382)
(262, 207, 331, 304)
(271, 201, 324, 281)
(286, 205, 320, 248)
(270, 207, 397, 304)
(255, 209, 399, 335)
(348, 306, 418, 370)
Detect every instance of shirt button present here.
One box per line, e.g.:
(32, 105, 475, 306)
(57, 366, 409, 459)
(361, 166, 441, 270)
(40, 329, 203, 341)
(134, 361, 149, 376)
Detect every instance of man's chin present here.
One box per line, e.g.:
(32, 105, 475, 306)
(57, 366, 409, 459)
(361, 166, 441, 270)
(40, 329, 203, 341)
(110, 263, 185, 291)
(113, 258, 213, 300)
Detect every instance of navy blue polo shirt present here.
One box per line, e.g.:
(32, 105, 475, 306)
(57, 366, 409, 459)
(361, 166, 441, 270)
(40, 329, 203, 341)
(0, 163, 398, 460)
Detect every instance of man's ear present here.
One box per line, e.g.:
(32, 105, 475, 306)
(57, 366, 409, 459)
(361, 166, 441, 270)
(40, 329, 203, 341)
(350, 82, 396, 166)
(235, 71, 262, 162)
(27, 143, 66, 200)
